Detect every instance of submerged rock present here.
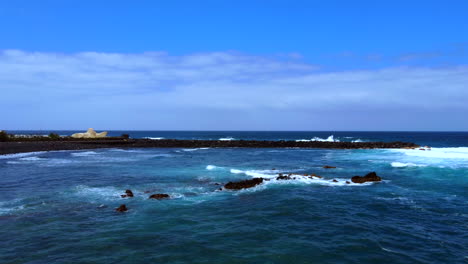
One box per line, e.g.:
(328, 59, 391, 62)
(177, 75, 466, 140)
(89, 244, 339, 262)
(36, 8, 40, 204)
(224, 178, 264, 190)
(351, 172, 382, 184)
(115, 204, 128, 212)
(149, 193, 170, 199)
(332, 179, 338, 182)
(125, 190, 134, 197)
(323, 165, 337, 169)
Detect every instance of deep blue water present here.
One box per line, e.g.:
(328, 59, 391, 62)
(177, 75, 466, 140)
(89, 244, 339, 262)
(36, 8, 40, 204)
(1, 132, 467, 263)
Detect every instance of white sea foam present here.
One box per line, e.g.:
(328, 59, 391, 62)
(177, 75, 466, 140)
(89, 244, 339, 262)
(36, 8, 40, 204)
(352, 139, 364, 143)
(183, 148, 210, 152)
(144, 137, 164, 140)
(71, 151, 98, 157)
(390, 147, 468, 159)
(391, 162, 427, 168)
(295, 135, 339, 142)
(229, 168, 372, 187)
(0, 151, 47, 159)
(206, 165, 218, 170)
(74, 185, 123, 200)
(219, 137, 235, 141)
(19, 156, 45, 161)
(0, 200, 25, 215)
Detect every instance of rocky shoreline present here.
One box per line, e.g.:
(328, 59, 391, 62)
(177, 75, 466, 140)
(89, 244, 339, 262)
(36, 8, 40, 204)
(0, 138, 420, 155)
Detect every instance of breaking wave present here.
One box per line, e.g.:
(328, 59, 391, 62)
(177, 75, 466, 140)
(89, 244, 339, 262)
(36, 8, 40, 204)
(71, 151, 98, 157)
(182, 148, 210, 152)
(391, 162, 427, 168)
(390, 147, 468, 159)
(206, 165, 219, 170)
(219, 137, 235, 141)
(296, 135, 339, 142)
(228, 168, 372, 187)
(0, 151, 47, 159)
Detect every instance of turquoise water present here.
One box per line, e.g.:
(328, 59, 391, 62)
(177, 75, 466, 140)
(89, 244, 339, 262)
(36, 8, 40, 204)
(1, 132, 467, 263)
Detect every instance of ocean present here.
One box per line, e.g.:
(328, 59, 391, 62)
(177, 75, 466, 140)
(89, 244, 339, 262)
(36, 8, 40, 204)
(1, 131, 467, 263)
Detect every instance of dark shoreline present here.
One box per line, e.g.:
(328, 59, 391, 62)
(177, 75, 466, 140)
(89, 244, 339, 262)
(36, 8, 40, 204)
(0, 139, 420, 155)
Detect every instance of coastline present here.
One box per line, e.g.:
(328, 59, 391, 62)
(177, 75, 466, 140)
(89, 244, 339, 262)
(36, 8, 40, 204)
(0, 139, 420, 155)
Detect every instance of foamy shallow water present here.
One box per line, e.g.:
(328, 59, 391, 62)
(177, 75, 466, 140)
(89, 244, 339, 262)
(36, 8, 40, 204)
(0, 145, 467, 263)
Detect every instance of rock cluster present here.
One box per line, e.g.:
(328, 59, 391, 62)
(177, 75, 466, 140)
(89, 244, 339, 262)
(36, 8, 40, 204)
(224, 178, 264, 190)
(121, 189, 134, 198)
(351, 172, 382, 183)
(113, 170, 383, 214)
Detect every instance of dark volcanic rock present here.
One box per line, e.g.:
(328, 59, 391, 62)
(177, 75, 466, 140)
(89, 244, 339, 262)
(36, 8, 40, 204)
(276, 175, 292, 180)
(125, 190, 134, 197)
(224, 178, 264, 190)
(332, 179, 338, 182)
(323, 165, 337, 169)
(0, 139, 420, 156)
(116, 204, 128, 212)
(351, 172, 382, 184)
(149, 193, 170, 199)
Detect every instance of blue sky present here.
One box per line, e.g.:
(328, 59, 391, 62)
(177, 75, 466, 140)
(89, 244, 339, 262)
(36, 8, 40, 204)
(1, 0, 468, 130)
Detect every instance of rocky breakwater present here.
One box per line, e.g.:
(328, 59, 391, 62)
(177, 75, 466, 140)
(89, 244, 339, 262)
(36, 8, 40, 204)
(132, 139, 420, 149)
(0, 138, 420, 155)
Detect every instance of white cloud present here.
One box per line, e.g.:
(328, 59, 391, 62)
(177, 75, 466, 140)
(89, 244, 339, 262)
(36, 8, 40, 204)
(1, 50, 467, 130)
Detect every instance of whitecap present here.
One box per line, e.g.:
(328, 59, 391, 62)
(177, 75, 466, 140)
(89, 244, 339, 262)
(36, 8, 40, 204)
(183, 148, 210, 152)
(219, 137, 235, 141)
(73, 185, 123, 200)
(19, 156, 45, 161)
(295, 135, 339, 142)
(391, 162, 427, 168)
(206, 165, 218, 170)
(0, 200, 25, 215)
(143, 137, 164, 140)
(390, 147, 468, 159)
(71, 151, 98, 157)
(229, 168, 375, 187)
(0, 151, 47, 159)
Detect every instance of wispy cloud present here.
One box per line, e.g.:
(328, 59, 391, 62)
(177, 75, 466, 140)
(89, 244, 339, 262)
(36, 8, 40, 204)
(1, 50, 467, 130)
